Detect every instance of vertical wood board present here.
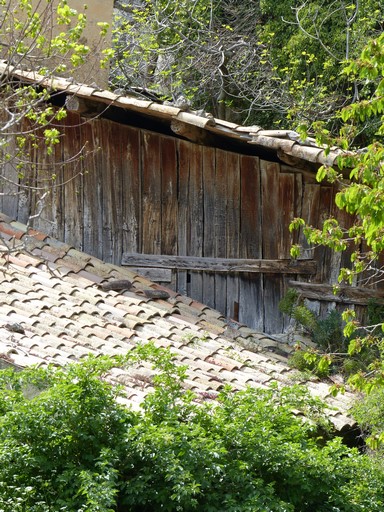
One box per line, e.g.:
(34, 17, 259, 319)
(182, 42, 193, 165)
(82, 120, 103, 258)
(176, 139, 190, 295)
(121, 125, 141, 255)
(160, 137, 178, 255)
(188, 144, 204, 302)
(278, 172, 295, 259)
(202, 147, 216, 308)
(142, 131, 162, 254)
(226, 151, 240, 318)
(62, 115, 83, 250)
(238, 155, 262, 329)
(240, 155, 261, 259)
(214, 149, 228, 314)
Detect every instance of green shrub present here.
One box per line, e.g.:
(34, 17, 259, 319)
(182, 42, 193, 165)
(312, 309, 346, 352)
(367, 299, 384, 338)
(288, 348, 331, 378)
(352, 386, 384, 451)
(280, 290, 382, 378)
(0, 347, 383, 511)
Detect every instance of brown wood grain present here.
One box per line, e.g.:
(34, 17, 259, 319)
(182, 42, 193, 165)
(82, 119, 103, 258)
(240, 155, 261, 259)
(214, 149, 228, 313)
(122, 253, 317, 273)
(62, 113, 84, 251)
(6, 112, 373, 334)
(188, 144, 204, 302)
(226, 152, 240, 318)
(142, 131, 161, 255)
(278, 172, 295, 259)
(289, 280, 384, 305)
(202, 147, 216, 308)
(161, 137, 178, 255)
(177, 139, 190, 295)
(121, 125, 141, 255)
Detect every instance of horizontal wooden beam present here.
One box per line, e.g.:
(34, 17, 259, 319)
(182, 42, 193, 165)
(289, 280, 384, 305)
(129, 267, 172, 283)
(122, 253, 317, 275)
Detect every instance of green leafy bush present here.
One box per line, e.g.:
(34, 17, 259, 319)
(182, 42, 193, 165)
(0, 346, 383, 510)
(280, 289, 381, 379)
(312, 309, 346, 352)
(288, 348, 331, 378)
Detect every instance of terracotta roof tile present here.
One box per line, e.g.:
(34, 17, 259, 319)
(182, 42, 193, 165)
(0, 60, 356, 172)
(0, 215, 357, 431)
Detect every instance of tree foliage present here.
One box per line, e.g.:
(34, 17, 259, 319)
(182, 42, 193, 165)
(0, 0, 108, 227)
(0, 344, 383, 510)
(290, 33, 384, 406)
(111, 0, 383, 132)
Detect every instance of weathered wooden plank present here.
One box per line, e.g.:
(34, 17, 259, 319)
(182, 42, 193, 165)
(289, 280, 384, 305)
(202, 146, 216, 308)
(21, 119, 59, 235)
(82, 119, 103, 258)
(298, 183, 321, 261)
(263, 274, 284, 333)
(142, 131, 161, 254)
(261, 160, 280, 259)
(239, 155, 262, 330)
(161, 137, 178, 255)
(317, 186, 335, 283)
(188, 144, 204, 302)
(177, 139, 190, 295)
(100, 120, 122, 263)
(129, 267, 172, 282)
(261, 160, 282, 332)
(240, 155, 261, 258)
(291, 170, 303, 247)
(0, 117, 19, 220)
(109, 122, 125, 264)
(278, 172, 295, 258)
(121, 125, 141, 254)
(214, 149, 228, 313)
(160, 136, 178, 289)
(43, 119, 65, 241)
(239, 273, 264, 332)
(282, 275, 295, 331)
(12, 118, 34, 225)
(226, 151, 240, 318)
(62, 113, 84, 250)
(122, 253, 317, 274)
(276, 171, 296, 330)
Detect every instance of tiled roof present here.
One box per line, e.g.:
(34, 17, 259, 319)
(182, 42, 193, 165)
(0, 60, 346, 168)
(0, 212, 356, 431)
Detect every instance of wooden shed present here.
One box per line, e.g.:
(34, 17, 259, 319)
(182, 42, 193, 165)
(0, 61, 381, 333)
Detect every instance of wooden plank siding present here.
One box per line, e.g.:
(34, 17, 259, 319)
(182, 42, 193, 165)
(121, 125, 141, 256)
(186, 142, 204, 302)
(202, 147, 216, 309)
(82, 120, 103, 259)
(177, 139, 190, 296)
(226, 151, 240, 320)
(238, 155, 263, 330)
(4, 112, 371, 334)
(214, 150, 228, 315)
(142, 131, 162, 255)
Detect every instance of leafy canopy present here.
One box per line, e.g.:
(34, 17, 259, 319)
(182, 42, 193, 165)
(0, 0, 109, 198)
(290, 33, 384, 404)
(112, 0, 383, 133)
(0, 344, 383, 511)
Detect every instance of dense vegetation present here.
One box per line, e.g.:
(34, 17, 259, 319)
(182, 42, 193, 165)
(112, 0, 383, 138)
(2, 1, 384, 507)
(289, 32, 384, 411)
(1, 344, 384, 511)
